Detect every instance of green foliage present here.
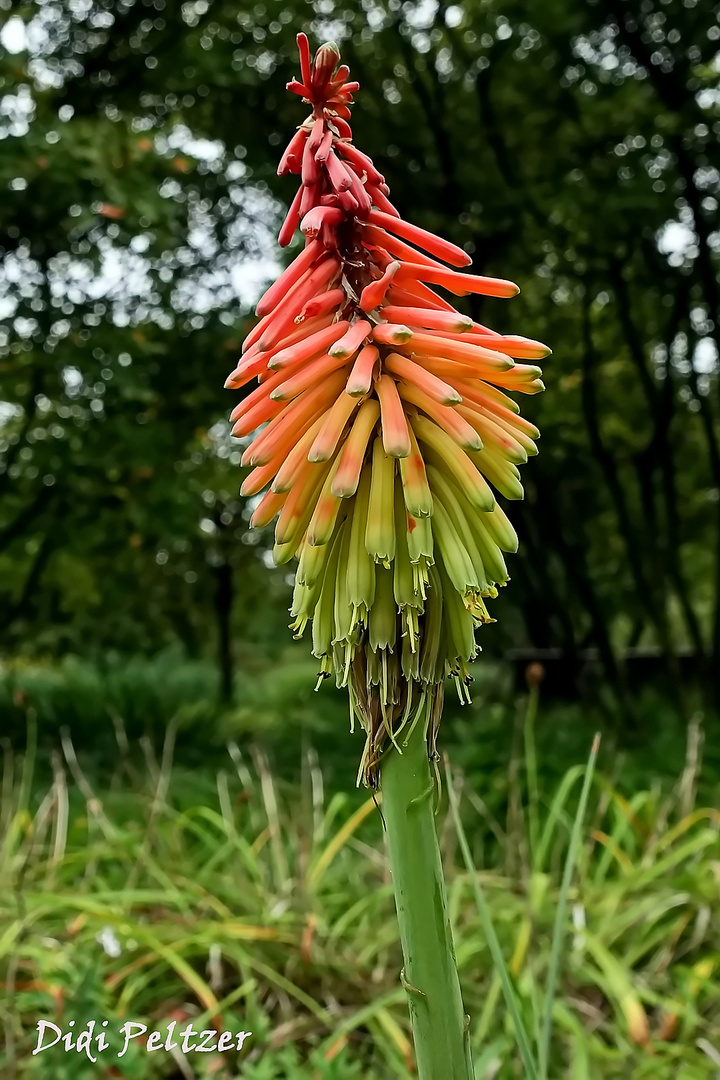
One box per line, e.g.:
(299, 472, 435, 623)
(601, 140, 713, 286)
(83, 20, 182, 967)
(2, 712, 719, 1078)
(3, 651, 718, 800)
(1, 0, 719, 679)
(0, 649, 369, 790)
(1, 649, 219, 742)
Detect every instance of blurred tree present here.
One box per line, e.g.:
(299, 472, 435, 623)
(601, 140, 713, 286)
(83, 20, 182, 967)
(1, 0, 718, 692)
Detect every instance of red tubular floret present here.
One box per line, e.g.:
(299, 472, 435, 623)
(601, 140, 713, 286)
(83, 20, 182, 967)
(367, 208, 471, 268)
(286, 79, 310, 98)
(278, 187, 303, 248)
(256, 239, 321, 317)
(329, 115, 352, 139)
(297, 33, 311, 86)
(359, 261, 401, 312)
(368, 187, 400, 218)
(277, 127, 308, 177)
(315, 129, 334, 163)
(337, 140, 385, 186)
(395, 262, 520, 299)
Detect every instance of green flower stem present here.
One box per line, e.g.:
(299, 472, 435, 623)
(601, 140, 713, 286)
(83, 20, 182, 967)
(380, 706, 474, 1080)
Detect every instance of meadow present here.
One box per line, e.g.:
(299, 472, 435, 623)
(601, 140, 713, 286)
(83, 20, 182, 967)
(2, 654, 719, 1079)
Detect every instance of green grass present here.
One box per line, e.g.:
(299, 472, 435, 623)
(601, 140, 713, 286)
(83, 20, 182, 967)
(3, 649, 719, 800)
(2, 698, 719, 1079)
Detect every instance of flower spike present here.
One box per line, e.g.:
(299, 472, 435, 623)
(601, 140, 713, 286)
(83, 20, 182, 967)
(225, 36, 546, 787)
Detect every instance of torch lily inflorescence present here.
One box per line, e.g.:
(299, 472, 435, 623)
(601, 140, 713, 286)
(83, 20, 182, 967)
(226, 35, 547, 786)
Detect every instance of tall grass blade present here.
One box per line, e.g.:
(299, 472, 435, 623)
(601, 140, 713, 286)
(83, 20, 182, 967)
(523, 684, 541, 859)
(444, 756, 539, 1080)
(538, 733, 600, 1080)
(309, 795, 376, 888)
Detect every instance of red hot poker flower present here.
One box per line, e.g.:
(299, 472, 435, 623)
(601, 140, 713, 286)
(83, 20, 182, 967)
(226, 34, 548, 785)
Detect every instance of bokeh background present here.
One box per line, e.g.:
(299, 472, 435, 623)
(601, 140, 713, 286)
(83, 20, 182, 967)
(1, 2, 719, 1078)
